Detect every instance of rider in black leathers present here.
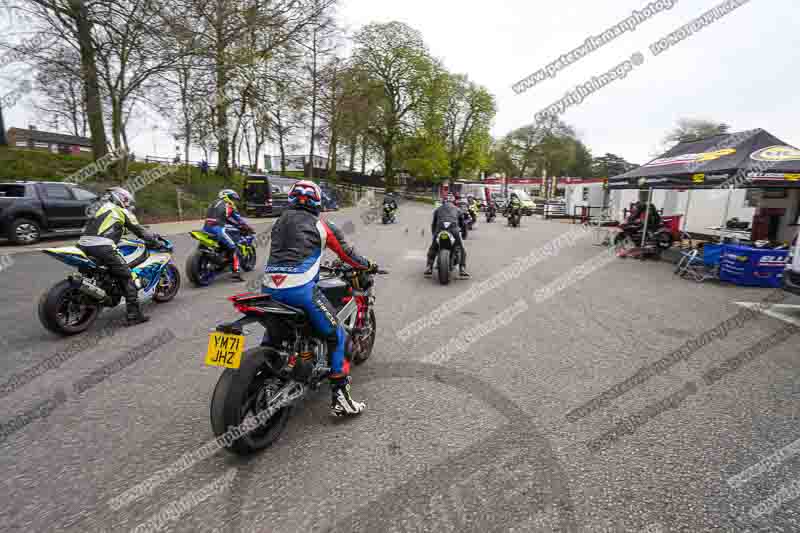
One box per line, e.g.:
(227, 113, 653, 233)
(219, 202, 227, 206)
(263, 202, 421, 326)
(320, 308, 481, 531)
(383, 192, 398, 211)
(424, 196, 469, 278)
(77, 187, 159, 326)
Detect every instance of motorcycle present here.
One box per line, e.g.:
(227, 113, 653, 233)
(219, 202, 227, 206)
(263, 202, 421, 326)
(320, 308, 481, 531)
(613, 221, 673, 253)
(381, 204, 397, 224)
(459, 210, 469, 239)
(505, 205, 522, 228)
(485, 202, 497, 223)
(467, 203, 479, 230)
(207, 261, 388, 455)
(432, 222, 462, 285)
(186, 224, 257, 287)
(38, 236, 180, 335)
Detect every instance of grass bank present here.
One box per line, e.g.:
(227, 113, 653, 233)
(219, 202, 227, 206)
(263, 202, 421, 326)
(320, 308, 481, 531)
(0, 147, 242, 223)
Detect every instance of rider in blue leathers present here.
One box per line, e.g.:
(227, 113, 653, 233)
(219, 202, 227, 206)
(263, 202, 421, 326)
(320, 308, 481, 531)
(261, 180, 375, 416)
(203, 189, 250, 282)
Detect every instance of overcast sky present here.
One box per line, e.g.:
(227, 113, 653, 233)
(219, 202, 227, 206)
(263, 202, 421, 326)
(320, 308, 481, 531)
(3, 0, 799, 168)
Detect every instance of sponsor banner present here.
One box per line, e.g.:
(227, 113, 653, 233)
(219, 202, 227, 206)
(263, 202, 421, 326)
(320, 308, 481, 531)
(749, 145, 800, 162)
(758, 255, 790, 267)
(643, 148, 736, 168)
(747, 172, 800, 182)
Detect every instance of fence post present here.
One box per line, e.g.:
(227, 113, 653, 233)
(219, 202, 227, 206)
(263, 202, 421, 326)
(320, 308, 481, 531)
(176, 187, 183, 221)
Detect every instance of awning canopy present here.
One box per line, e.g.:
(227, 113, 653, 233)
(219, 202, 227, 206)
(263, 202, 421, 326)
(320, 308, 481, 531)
(608, 129, 800, 189)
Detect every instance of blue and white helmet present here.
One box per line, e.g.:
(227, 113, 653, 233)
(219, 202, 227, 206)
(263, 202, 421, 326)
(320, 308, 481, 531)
(288, 180, 322, 213)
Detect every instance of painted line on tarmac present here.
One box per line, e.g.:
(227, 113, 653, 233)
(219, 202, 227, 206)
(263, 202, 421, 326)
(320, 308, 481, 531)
(734, 302, 800, 328)
(403, 250, 427, 261)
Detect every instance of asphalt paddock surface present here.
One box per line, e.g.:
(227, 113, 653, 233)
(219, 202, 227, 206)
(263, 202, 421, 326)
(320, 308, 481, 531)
(1, 203, 799, 532)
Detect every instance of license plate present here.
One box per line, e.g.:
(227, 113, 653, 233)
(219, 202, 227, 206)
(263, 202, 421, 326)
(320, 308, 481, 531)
(205, 332, 245, 369)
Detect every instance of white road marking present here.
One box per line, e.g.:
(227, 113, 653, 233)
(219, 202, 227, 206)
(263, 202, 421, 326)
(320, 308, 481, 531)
(404, 250, 427, 261)
(733, 302, 800, 328)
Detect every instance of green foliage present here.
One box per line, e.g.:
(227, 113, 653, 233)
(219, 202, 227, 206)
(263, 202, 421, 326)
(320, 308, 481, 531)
(591, 153, 637, 178)
(664, 118, 730, 145)
(442, 74, 496, 179)
(0, 148, 97, 181)
(0, 147, 244, 222)
(566, 140, 593, 177)
(399, 133, 449, 182)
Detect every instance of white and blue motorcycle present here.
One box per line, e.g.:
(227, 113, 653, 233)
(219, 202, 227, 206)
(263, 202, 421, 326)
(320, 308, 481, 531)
(38, 236, 180, 335)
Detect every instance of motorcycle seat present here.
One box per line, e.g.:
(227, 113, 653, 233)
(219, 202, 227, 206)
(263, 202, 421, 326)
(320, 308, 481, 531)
(231, 293, 306, 317)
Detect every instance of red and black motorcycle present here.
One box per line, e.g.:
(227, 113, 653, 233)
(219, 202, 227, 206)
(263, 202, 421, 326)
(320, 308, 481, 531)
(205, 260, 387, 455)
(613, 203, 673, 252)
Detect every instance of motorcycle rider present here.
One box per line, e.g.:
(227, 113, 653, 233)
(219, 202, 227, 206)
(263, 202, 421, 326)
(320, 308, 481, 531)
(505, 192, 522, 215)
(383, 192, 399, 211)
(203, 189, 251, 282)
(77, 187, 159, 326)
(467, 194, 480, 222)
(382, 192, 398, 222)
(484, 188, 497, 220)
(624, 201, 662, 233)
(262, 180, 376, 416)
(424, 194, 470, 278)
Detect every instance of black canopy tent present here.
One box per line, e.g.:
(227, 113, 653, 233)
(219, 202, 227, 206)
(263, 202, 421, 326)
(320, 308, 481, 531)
(609, 129, 800, 190)
(607, 129, 800, 242)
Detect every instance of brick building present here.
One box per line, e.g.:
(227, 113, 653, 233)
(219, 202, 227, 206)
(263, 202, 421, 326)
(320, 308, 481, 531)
(6, 126, 93, 156)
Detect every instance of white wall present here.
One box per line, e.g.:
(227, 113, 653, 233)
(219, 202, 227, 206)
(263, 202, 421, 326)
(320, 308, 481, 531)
(609, 188, 755, 234)
(564, 183, 606, 216)
(680, 189, 755, 234)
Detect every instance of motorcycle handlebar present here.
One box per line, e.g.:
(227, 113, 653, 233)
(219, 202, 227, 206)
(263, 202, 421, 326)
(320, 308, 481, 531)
(320, 263, 388, 275)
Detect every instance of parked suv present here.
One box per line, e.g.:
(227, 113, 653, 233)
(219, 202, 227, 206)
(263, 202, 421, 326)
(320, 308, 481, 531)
(0, 181, 98, 245)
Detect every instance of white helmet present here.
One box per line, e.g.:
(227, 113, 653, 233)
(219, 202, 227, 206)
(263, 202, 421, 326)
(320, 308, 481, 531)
(107, 187, 135, 209)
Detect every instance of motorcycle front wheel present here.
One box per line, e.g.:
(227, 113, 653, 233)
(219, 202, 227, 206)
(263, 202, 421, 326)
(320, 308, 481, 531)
(186, 249, 216, 287)
(437, 248, 451, 285)
(153, 264, 181, 303)
(210, 347, 292, 455)
(38, 280, 101, 335)
(352, 309, 377, 365)
(241, 245, 257, 272)
(656, 232, 674, 250)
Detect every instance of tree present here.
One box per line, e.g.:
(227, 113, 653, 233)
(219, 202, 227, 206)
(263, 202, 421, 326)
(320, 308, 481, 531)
(173, 0, 336, 181)
(486, 137, 517, 177)
(664, 118, 730, 146)
(22, 0, 109, 158)
(296, 0, 338, 179)
(442, 74, 496, 179)
(33, 46, 87, 137)
(501, 115, 571, 177)
(592, 153, 637, 178)
(566, 139, 592, 177)
(352, 21, 435, 185)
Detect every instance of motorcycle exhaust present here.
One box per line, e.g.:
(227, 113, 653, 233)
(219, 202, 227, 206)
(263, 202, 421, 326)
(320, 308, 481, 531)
(69, 274, 107, 301)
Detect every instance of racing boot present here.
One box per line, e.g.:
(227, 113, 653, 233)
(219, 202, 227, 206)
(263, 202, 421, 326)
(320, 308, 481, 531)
(330, 375, 365, 417)
(231, 252, 245, 282)
(424, 262, 433, 277)
(124, 279, 149, 326)
(459, 267, 471, 279)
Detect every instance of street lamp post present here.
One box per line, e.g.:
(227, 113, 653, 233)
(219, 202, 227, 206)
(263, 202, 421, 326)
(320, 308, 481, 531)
(151, 125, 158, 158)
